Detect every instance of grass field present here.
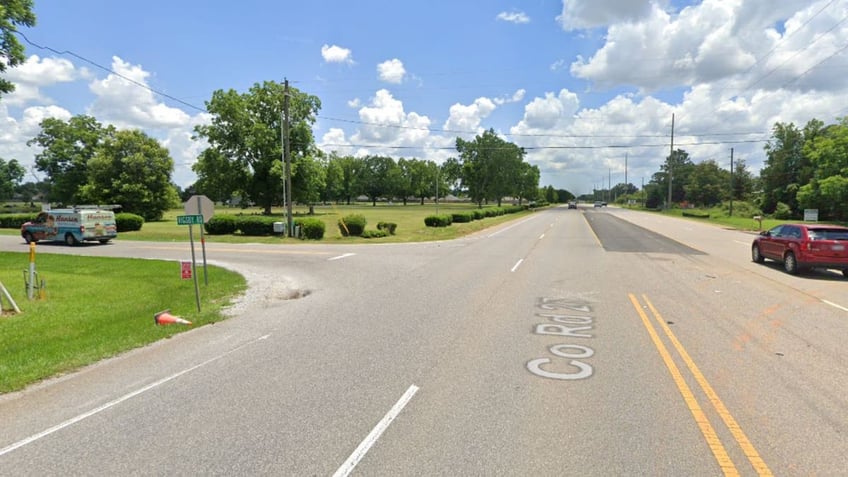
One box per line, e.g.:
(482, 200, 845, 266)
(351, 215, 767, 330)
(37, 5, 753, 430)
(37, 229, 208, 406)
(0, 253, 246, 393)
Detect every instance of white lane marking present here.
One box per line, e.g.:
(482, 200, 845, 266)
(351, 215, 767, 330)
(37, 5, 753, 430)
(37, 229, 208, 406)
(0, 334, 271, 457)
(487, 215, 538, 238)
(333, 384, 419, 477)
(328, 253, 356, 261)
(539, 234, 545, 240)
(511, 259, 524, 272)
(733, 240, 749, 245)
(822, 299, 848, 312)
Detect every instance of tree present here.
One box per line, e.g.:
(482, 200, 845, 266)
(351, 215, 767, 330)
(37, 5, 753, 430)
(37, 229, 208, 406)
(0, 0, 36, 98)
(28, 115, 114, 204)
(80, 129, 180, 221)
(796, 118, 848, 220)
(194, 81, 321, 214)
(0, 157, 25, 199)
(730, 158, 755, 201)
(760, 120, 820, 216)
(515, 162, 540, 205)
(685, 160, 728, 207)
(653, 148, 694, 206)
(456, 129, 525, 207)
(192, 148, 250, 203)
(292, 154, 325, 214)
(360, 155, 398, 206)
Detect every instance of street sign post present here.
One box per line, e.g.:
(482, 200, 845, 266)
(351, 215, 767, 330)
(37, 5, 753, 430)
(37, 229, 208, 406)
(176, 214, 204, 225)
(184, 195, 214, 285)
(176, 214, 203, 312)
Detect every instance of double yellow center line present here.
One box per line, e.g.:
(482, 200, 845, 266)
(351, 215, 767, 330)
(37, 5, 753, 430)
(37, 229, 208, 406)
(627, 293, 773, 477)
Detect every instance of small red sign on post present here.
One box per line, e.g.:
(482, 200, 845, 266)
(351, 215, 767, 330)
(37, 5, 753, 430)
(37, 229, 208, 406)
(180, 261, 192, 280)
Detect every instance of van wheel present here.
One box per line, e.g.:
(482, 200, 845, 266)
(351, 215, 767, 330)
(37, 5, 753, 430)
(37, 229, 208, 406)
(65, 233, 78, 246)
(99, 239, 110, 244)
(23, 232, 35, 244)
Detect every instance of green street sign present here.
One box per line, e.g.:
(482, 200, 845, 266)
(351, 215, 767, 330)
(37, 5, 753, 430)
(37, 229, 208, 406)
(177, 214, 204, 225)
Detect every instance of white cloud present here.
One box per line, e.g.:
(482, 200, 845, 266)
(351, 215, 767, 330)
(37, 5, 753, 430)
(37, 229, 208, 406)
(4, 55, 89, 106)
(494, 88, 526, 105)
(321, 44, 354, 64)
(557, 0, 656, 30)
(347, 98, 361, 108)
(377, 59, 406, 84)
(443, 97, 497, 135)
(497, 11, 530, 24)
(88, 56, 191, 130)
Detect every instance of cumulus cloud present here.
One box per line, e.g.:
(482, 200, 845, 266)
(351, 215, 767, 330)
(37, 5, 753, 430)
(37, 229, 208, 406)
(4, 55, 89, 106)
(443, 97, 497, 135)
(347, 98, 361, 108)
(88, 56, 191, 130)
(321, 44, 354, 64)
(497, 11, 530, 24)
(377, 59, 406, 84)
(558, 0, 655, 30)
(494, 88, 526, 105)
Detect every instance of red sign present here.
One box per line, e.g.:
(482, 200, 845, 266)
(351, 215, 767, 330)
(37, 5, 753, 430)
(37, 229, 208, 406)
(180, 261, 192, 279)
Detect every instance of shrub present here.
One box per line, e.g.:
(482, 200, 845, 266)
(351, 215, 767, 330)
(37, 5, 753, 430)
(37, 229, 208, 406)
(296, 217, 325, 240)
(236, 216, 275, 236)
(377, 221, 397, 235)
(773, 202, 793, 220)
(682, 211, 710, 219)
(424, 214, 453, 227)
(115, 213, 144, 232)
(0, 213, 38, 229)
(451, 212, 474, 223)
(361, 229, 388, 239)
(472, 209, 485, 220)
(205, 215, 238, 235)
(339, 214, 367, 236)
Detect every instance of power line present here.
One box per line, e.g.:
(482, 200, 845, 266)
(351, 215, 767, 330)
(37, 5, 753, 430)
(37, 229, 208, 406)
(13, 30, 208, 113)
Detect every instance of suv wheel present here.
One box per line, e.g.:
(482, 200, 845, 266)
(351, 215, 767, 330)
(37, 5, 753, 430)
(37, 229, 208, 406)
(752, 244, 764, 263)
(783, 251, 798, 274)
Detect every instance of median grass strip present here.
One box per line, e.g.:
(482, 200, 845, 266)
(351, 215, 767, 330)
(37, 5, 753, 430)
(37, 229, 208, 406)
(0, 252, 247, 393)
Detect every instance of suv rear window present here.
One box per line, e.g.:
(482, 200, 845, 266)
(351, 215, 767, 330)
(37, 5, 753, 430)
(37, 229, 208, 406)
(808, 229, 848, 240)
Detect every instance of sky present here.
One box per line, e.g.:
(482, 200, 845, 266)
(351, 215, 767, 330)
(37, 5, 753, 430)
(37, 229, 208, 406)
(2, 0, 848, 197)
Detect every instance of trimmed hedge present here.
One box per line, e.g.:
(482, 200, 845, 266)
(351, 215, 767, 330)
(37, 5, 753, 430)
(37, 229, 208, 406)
(339, 214, 367, 236)
(205, 215, 238, 235)
(451, 212, 474, 223)
(377, 221, 397, 235)
(236, 216, 276, 236)
(424, 214, 453, 227)
(115, 213, 144, 232)
(0, 213, 38, 228)
(682, 211, 710, 219)
(295, 217, 325, 240)
(361, 229, 388, 239)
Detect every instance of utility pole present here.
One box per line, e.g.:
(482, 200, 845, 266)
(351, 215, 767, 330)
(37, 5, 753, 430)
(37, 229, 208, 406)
(608, 168, 611, 203)
(667, 113, 675, 210)
(729, 148, 734, 217)
(283, 78, 293, 237)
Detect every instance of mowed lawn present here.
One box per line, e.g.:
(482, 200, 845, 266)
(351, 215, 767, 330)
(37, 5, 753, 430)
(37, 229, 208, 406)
(0, 252, 246, 393)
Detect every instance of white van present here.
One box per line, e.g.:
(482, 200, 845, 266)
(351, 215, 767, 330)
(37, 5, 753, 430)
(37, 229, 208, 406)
(21, 207, 118, 245)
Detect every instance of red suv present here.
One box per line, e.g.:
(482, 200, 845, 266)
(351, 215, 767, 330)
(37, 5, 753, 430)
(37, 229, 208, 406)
(752, 223, 848, 277)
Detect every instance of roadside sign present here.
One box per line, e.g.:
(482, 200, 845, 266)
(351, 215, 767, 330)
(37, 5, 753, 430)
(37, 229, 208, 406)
(184, 195, 215, 222)
(180, 261, 192, 279)
(177, 214, 204, 225)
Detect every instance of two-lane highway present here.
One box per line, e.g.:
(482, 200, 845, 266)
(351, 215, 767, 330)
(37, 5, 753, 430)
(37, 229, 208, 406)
(1, 206, 846, 475)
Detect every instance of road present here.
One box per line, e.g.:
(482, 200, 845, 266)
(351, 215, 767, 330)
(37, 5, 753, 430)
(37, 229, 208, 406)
(1, 206, 847, 476)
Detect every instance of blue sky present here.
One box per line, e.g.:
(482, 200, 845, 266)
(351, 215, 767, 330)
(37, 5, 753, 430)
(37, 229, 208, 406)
(3, 0, 847, 196)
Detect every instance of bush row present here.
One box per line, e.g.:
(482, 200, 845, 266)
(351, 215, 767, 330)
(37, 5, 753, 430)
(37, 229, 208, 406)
(205, 215, 326, 240)
(0, 212, 144, 232)
(425, 205, 528, 228)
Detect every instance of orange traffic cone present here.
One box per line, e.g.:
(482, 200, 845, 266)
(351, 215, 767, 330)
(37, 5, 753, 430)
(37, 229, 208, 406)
(154, 309, 192, 326)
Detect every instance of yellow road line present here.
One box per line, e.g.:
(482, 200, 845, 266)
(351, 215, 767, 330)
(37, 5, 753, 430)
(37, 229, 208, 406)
(642, 295, 773, 477)
(627, 294, 739, 477)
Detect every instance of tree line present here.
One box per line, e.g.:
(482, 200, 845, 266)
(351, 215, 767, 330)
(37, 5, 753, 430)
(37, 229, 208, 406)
(1, 81, 544, 219)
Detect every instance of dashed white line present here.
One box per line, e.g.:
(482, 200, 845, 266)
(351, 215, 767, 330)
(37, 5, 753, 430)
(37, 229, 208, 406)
(539, 233, 545, 240)
(0, 334, 271, 457)
(333, 384, 419, 477)
(511, 259, 524, 272)
(328, 253, 356, 261)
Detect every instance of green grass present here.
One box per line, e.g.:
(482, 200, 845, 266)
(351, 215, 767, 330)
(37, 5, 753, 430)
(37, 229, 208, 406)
(115, 202, 535, 244)
(0, 252, 246, 393)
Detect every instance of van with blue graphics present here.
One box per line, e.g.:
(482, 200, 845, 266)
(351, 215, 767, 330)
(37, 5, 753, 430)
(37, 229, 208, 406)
(21, 206, 118, 245)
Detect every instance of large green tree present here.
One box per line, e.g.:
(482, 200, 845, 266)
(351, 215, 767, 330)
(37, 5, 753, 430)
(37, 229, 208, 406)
(0, 0, 35, 98)
(652, 148, 694, 206)
(80, 129, 179, 220)
(360, 155, 399, 206)
(194, 81, 321, 214)
(28, 115, 114, 204)
(685, 159, 728, 207)
(192, 147, 250, 203)
(760, 120, 821, 216)
(456, 129, 526, 207)
(796, 118, 848, 220)
(0, 156, 25, 199)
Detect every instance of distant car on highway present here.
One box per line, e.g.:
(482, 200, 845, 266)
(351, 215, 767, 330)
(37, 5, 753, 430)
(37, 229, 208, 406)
(568, 201, 577, 209)
(594, 201, 602, 207)
(751, 223, 848, 276)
